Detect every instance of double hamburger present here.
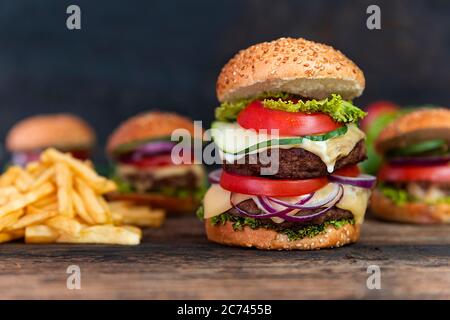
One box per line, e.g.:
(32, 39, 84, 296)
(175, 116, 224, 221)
(200, 37, 375, 250)
(6, 113, 95, 166)
(106, 111, 206, 213)
(371, 108, 450, 223)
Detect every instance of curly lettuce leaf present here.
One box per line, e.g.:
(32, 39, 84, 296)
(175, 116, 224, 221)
(208, 211, 354, 241)
(215, 93, 366, 123)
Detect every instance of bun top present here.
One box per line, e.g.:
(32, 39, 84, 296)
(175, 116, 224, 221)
(216, 37, 365, 102)
(6, 113, 96, 152)
(106, 111, 202, 153)
(375, 108, 450, 154)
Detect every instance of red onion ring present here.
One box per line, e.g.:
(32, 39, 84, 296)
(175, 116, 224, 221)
(133, 141, 176, 155)
(328, 174, 376, 189)
(208, 168, 222, 184)
(268, 184, 339, 210)
(230, 193, 293, 218)
(282, 185, 344, 222)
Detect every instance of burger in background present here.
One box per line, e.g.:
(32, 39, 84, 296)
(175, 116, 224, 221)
(6, 113, 95, 166)
(106, 111, 206, 213)
(371, 108, 450, 224)
(200, 37, 376, 250)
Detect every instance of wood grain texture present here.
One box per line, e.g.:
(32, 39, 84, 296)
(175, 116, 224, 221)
(0, 216, 449, 299)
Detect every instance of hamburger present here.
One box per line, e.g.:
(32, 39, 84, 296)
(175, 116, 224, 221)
(6, 113, 95, 166)
(199, 37, 376, 250)
(106, 111, 206, 213)
(371, 108, 450, 224)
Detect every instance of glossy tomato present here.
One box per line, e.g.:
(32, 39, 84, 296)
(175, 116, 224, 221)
(361, 100, 399, 132)
(237, 100, 341, 136)
(333, 165, 361, 177)
(378, 163, 450, 183)
(220, 170, 328, 196)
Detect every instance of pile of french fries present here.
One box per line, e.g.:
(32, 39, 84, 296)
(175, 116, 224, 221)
(0, 148, 144, 245)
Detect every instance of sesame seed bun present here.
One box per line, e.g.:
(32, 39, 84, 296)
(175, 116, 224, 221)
(6, 114, 95, 152)
(375, 108, 450, 154)
(106, 111, 202, 154)
(216, 37, 365, 102)
(371, 189, 450, 224)
(205, 219, 360, 250)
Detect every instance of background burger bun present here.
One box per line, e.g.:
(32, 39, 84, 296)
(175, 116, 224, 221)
(216, 37, 365, 102)
(107, 111, 202, 154)
(205, 219, 360, 250)
(371, 189, 450, 224)
(6, 113, 95, 152)
(375, 108, 450, 154)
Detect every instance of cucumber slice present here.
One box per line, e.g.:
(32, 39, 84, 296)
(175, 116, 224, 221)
(392, 139, 447, 157)
(211, 122, 348, 155)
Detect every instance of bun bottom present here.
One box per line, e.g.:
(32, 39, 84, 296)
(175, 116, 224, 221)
(205, 219, 360, 250)
(371, 189, 450, 224)
(106, 192, 199, 214)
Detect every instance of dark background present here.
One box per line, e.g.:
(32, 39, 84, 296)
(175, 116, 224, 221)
(0, 0, 449, 164)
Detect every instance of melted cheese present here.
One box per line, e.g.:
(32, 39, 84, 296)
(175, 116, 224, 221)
(203, 182, 370, 224)
(219, 124, 365, 173)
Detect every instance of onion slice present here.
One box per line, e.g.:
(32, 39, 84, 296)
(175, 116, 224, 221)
(133, 141, 177, 155)
(231, 193, 293, 218)
(389, 155, 450, 166)
(208, 168, 222, 184)
(329, 174, 376, 189)
(282, 185, 344, 222)
(268, 184, 339, 210)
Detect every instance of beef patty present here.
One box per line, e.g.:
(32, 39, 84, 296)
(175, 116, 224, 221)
(122, 171, 199, 193)
(226, 199, 353, 228)
(223, 140, 366, 179)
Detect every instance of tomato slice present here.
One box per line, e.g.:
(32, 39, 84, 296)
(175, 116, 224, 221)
(378, 163, 450, 183)
(333, 165, 360, 177)
(220, 171, 328, 196)
(237, 100, 341, 136)
(121, 154, 174, 168)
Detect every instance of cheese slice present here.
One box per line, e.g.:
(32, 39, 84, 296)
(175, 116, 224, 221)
(217, 124, 365, 173)
(203, 182, 370, 224)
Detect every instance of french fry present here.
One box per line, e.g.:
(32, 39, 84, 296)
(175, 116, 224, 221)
(0, 210, 24, 232)
(109, 201, 165, 227)
(42, 149, 116, 193)
(74, 177, 106, 224)
(0, 182, 54, 219)
(33, 194, 57, 208)
(55, 163, 74, 217)
(0, 166, 21, 187)
(72, 190, 95, 225)
(9, 210, 57, 230)
(25, 225, 59, 244)
(45, 216, 81, 237)
(57, 225, 141, 245)
(0, 149, 141, 245)
(31, 167, 54, 189)
(0, 229, 25, 243)
(14, 170, 34, 193)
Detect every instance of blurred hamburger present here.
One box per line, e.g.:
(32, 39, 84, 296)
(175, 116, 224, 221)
(106, 111, 206, 213)
(200, 37, 375, 250)
(6, 113, 95, 166)
(371, 108, 450, 224)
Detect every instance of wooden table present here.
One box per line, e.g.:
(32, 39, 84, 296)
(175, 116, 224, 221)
(1, 216, 449, 299)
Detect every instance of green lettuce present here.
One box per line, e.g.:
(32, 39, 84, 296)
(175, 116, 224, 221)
(379, 184, 450, 205)
(208, 211, 354, 241)
(215, 93, 366, 123)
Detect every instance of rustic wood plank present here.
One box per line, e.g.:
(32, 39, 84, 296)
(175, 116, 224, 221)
(0, 216, 449, 299)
